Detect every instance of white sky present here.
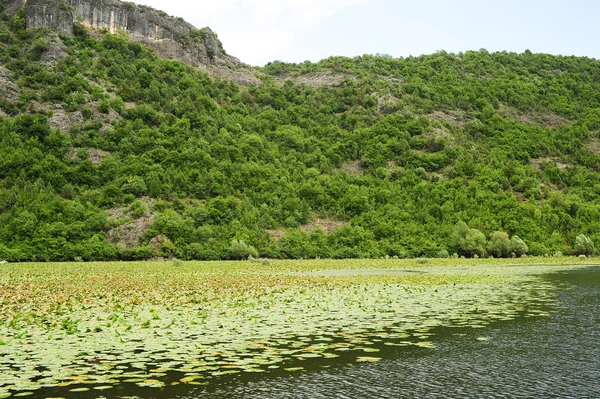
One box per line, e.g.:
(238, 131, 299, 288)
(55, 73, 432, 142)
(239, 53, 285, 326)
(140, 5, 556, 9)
(134, 0, 600, 66)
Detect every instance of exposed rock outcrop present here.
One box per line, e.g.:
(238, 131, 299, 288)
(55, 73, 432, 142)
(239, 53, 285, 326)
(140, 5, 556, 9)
(0, 66, 19, 104)
(40, 39, 68, 61)
(25, 0, 75, 36)
(5, 0, 258, 84)
(106, 196, 156, 248)
(108, 215, 154, 248)
(148, 235, 171, 254)
(48, 105, 74, 131)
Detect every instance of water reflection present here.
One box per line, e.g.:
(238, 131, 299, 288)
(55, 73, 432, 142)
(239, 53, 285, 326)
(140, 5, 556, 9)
(188, 267, 600, 399)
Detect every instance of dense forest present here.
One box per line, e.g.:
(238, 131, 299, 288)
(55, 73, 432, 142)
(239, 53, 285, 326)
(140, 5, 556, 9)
(1, 6, 600, 261)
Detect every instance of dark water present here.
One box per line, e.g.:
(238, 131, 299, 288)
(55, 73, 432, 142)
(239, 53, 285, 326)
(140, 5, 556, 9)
(33, 267, 600, 399)
(181, 267, 600, 399)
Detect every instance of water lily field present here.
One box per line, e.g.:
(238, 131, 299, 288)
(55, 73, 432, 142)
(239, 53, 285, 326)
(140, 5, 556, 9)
(0, 258, 596, 398)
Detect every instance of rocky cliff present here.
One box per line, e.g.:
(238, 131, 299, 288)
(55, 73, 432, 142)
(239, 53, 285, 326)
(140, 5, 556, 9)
(5, 0, 257, 84)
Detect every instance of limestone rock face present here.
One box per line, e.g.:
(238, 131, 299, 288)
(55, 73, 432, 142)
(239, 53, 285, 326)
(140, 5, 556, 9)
(40, 39, 69, 61)
(26, 0, 74, 36)
(0, 66, 20, 104)
(70, 0, 192, 40)
(4, 0, 256, 84)
(4, 0, 27, 14)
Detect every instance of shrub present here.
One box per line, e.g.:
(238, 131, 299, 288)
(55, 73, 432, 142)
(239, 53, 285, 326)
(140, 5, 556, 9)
(81, 106, 92, 120)
(229, 239, 258, 260)
(110, 97, 125, 114)
(73, 22, 89, 38)
(182, 243, 224, 261)
(98, 101, 110, 114)
(575, 234, 595, 256)
(450, 221, 487, 258)
(61, 183, 75, 199)
(510, 236, 529, 257)
(128, 200, 146, 218)
(29, 38, 49, 60)
(172, 258, 184, 267)
(437, 249, 450, 258)
(122, 176, 147, 196)
(487, 231, 510, 258)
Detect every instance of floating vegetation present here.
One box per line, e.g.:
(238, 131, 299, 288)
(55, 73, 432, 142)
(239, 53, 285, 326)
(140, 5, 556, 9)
(0, 260, 593, 396)
(356, 357, 382, 363)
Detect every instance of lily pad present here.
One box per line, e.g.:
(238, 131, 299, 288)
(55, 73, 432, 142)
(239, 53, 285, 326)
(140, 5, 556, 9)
(356, 357, 381, 363)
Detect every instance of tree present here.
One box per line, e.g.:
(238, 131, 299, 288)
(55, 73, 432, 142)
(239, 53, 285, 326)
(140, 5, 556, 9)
(229, 239, 258, 260)
(450, 221, 487, 258)
(488, 231, 510, 258)
(510, 236, 528, 257)
(575, 234, 595, 256)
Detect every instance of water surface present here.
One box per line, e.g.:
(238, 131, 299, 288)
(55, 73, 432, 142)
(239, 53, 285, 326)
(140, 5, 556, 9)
(185, 267, 600, 398)
(6, 265, 598, 399)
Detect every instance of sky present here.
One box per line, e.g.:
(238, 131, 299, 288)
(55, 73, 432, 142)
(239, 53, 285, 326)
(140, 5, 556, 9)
(133, 0, 599, 66)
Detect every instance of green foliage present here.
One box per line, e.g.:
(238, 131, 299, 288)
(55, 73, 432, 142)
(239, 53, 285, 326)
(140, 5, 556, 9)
(229, 238, 258, 260)
(72, 22, 88, 39)
(510, 236, 529, 257)
(98, 100, 110, 114)
(488, 231, 511, 258)
(29, 38, 49, 60)
(486, 232, 528, 258)
(121, 1, 135, 11)
(574, 234, 595, 256)
(450, 222, 487, 258)
(437, 249, 450, 258)
(189, 29, 207, 43)
(2, 21, 600, 260)
(128, 200, 146, 218)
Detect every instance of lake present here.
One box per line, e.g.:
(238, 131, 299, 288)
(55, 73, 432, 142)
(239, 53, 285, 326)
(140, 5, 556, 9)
(183, 266, 600, 398)
(1, 261, 597, 399)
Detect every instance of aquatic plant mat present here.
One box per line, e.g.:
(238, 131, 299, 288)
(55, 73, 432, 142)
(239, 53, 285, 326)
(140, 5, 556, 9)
(0, 258, 596, 398)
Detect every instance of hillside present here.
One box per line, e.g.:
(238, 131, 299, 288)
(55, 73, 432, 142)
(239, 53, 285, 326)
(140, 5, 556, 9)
(1, 1, 600, 261)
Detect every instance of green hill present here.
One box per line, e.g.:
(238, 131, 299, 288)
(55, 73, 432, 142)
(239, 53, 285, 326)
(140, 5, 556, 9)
(1, 5, 600, 261)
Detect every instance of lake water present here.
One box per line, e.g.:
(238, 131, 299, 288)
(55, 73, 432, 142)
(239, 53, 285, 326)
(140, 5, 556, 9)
(180, 266, 600, 399)
(29, 266, 600, 399)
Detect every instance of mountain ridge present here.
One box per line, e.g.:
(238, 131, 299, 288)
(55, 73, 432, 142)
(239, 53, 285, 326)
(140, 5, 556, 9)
(1, 3, 600, 261)
(4, 0, 260, 85)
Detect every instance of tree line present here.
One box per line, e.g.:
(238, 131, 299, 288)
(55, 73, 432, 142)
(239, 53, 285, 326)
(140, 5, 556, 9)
(0, 11, 600, 261)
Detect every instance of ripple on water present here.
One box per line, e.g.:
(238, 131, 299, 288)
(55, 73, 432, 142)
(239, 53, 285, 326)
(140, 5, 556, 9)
(190, 268, 600, 399)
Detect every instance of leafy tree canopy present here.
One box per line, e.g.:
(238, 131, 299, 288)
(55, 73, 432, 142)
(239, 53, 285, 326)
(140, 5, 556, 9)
(0, 16, 599, 261)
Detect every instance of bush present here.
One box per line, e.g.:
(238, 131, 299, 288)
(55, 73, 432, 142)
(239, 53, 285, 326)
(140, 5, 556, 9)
(182, 243, 224, 261)
(229, 239, 258, 260)
(98, 101, 110, 114)
(122, 176, 147, 197)
(110, 97, 125, 114)
(29, 38, 49, 60)
(81, 106, 93, 120)
(575, 234, 595, 256)
(488, 231, 510, 258)
(73, 22, 89, 38)
(437, 249, 449, 258)
(129, 200, 146, 218)
(510, 236, 529, 257)
(450, 221, 487, 258)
